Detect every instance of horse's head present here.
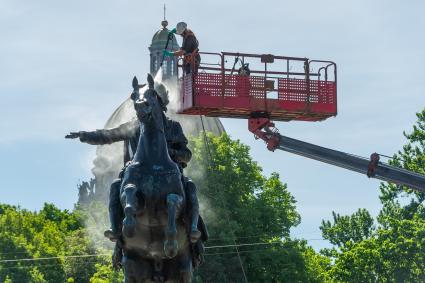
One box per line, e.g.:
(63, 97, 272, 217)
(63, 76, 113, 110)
(132, 74, 165, 132)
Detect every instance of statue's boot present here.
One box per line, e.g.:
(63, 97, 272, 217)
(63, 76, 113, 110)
(190, 230, 202, 244)
(190, 211, 201, 243)
(104, 230, 118, 242)
(104, 179, 123, 242)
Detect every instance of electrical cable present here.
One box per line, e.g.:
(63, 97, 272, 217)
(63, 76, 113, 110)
(205, 241, 282, 250)
(0, 253, 109, 263)
(0, 257, 103, 270)
(0, 238, 328, 265)
(198, 113, 249, 283)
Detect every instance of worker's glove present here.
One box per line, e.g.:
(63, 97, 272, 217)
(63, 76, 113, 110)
(168, 28, 177, 35)
(163, 50, 174, 58)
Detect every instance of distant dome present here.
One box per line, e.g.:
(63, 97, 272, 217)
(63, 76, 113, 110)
(149, 21, 179, 79)
(149, 21, 179, 52)
(152, 29, 172, 42)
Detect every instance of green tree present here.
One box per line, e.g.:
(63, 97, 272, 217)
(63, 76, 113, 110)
(328, 217, 425, 282)
(378, 110, 425, 224)
(0, 132, 329, 282)
(29, 267, 48, 283)
(321, 108, 425, 282)
(90, 263, 123, 283)
(320, 208, 375, 248)
(187, 133, 324, 282)
(0, 204, 101, 282)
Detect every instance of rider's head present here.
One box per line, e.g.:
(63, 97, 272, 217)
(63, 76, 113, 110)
(154, 82, 169, 112)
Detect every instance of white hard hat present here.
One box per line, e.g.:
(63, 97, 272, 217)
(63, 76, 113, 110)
(176, 22, 187, 35)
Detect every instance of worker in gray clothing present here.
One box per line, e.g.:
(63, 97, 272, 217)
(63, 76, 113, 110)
(164, 22, 201, 74)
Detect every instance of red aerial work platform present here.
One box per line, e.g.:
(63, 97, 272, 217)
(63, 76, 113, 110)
(64, 49, 425, 230)
(177, 52, 337, 122)
(174, 51, 425, 194)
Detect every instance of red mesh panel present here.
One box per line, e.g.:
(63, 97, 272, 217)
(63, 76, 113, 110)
(223, 75, 236, 97)
(182, 74, 193, 109)
(180, 73, 337, 121)
(194, 73, 222, 97)
(193, 74, 265, 98)
(248, 76, 266, 99)
(278, 78, 336, 113)
(235, 77, 250, 97)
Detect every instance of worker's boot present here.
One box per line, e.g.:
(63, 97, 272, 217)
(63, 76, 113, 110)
(186, 180, 201, 243)
(104, 179, 123, 242)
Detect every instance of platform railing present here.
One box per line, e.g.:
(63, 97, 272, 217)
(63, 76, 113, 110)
(177, 52, 337, 120)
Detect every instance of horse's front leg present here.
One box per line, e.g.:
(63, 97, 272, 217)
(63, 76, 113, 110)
(122, 184, 139, 238)
(164, 193, 183, 258)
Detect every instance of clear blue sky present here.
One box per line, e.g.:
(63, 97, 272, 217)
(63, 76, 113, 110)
(1, 0, 424, 250)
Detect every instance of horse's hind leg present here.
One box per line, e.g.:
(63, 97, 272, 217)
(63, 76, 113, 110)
(164, 193, 183, 258)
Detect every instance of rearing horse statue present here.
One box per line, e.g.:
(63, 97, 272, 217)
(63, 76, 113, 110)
(120, 74, 192, 282)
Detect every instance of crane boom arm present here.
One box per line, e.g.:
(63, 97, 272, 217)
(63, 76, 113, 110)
(248, 117, 425, 193)
(276, 134, 425, 192)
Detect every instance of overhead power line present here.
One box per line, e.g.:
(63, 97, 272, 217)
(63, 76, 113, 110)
(0, 253, 109, 263)
(0, 238, 328, 264)
(205, 241, 282, 250)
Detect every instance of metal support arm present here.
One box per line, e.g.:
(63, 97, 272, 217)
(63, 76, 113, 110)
(248, 117, 425, 193)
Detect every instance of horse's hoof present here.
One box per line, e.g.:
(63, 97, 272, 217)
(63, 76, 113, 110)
(123, 216, 136, 238)
(164, 240, 179, 258)
(190, 229, 202, 243)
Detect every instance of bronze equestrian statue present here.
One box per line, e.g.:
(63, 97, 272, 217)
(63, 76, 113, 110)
(66, 75, 207, 282)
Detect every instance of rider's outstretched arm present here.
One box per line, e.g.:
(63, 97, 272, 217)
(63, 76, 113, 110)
(66, 119, 139, 145)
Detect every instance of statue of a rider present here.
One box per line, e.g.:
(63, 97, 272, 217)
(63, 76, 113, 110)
(66, 82, 207, 268)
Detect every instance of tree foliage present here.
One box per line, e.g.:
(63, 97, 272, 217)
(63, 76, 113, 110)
(0, 203, 89, 282)
(320, 208, 375, 248)
(0, 203, 125, 282)
(0, 133, 328, 282)
(321, 108, 425, 282)
(188, 133, 325, 282)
